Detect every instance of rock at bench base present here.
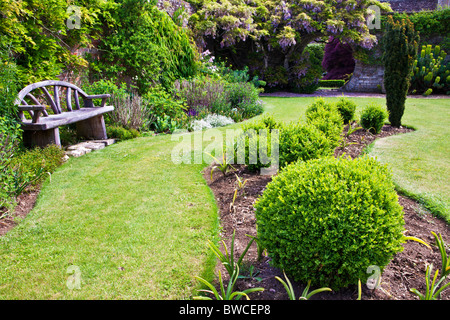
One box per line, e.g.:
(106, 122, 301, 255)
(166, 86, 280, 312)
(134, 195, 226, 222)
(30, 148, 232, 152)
(65, 139, 116, 158)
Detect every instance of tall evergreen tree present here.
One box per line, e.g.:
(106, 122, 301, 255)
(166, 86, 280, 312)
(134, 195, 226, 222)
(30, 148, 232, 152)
(382, 16, 419, 127)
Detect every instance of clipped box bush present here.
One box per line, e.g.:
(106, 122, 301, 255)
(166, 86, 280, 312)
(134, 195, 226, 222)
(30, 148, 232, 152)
(360, 103, 388, 134)
(305, 98, 344, 149)
(236, 115, 282, 172)
(278, 122, 333, 169)
(335, 98, 357, 124)
(254, 156, 405, 290)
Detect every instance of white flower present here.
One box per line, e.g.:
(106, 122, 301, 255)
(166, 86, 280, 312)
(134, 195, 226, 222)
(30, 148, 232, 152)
(190, 114, 235, 131)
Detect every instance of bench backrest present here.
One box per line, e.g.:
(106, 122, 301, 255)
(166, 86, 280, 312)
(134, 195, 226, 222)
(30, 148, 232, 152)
(15, 80, 94, 118)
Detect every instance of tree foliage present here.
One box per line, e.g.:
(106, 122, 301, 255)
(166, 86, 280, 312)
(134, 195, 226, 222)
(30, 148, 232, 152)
(322, 37, 355, 80)
(189, 0, 391, 68)
(0, 0, 107, 86)
(90, 0, 199, 93)
(382, 16, 419, 127)
(0, 0, 199, 93)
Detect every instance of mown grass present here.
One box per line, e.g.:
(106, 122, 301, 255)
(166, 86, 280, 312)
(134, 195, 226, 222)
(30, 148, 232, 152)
(367, 98, 449, 221)
(0, 134, 219, 299)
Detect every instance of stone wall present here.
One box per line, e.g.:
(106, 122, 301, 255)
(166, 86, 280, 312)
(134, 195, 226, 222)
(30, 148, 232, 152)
(342, 61, 385, 93)
(438, 0, 450, 8)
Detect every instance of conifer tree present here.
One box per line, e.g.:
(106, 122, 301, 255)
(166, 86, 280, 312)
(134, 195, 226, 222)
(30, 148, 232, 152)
(382, 16, 419, 127)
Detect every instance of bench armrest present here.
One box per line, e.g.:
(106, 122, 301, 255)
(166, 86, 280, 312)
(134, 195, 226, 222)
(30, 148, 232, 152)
(84, 94, 111, 108)
(18, 105, 46, 111)
(18, 105, 46, 123)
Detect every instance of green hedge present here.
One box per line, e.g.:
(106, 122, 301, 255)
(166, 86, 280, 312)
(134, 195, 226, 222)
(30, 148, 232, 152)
(319, 80, 346, 88)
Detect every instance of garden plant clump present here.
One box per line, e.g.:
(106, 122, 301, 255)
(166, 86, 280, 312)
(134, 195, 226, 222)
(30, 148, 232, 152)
(359, 103, 389, 134)
(254, 156, 405, 290)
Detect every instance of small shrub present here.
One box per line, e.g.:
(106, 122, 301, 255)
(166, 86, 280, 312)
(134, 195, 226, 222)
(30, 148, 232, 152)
(106, 125, 140, 140)
(360, 103, 388, 134)
(227, 81, 263, 119)
(278, 122, 333, 169)
(0, 117, 22, 210)
(254, 156, 405, 290)
(9, 144, 65, 198)
(173, 77, 228, 111)
(236, 115, 282, 172)
(144, 85, 188, 121)
(335, 98, 357, 124)
(305, 99, 344, 149)
(410, 45, 450, 95)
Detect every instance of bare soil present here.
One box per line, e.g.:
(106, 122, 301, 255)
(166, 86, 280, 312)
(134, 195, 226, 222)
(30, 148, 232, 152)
(205, 124, 450, 300)
(0, 188, 40, 237)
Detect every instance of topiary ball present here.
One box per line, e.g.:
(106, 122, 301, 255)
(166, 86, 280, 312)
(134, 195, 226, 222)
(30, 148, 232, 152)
(254, 156, 405, 290)
(360, 103, 388, 134)
(278, 122, 333, 169)
(335, 98, 357, 124)
(305, 99, 344, 149)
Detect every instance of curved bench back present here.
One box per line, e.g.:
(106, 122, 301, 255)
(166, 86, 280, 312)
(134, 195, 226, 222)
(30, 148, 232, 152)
(15, 80, 91, 116)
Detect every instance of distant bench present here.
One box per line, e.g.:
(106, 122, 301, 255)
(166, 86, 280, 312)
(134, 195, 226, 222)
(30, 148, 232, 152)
(15, 80, 114, 148)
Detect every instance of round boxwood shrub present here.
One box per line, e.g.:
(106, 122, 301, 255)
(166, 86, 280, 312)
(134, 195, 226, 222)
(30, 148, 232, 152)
(254, 156, 405, 290)
(236, 114, 282, 172)
(278, 122, 333, 169)
(305, 99, 344, 149)
(360, 103, 388, 134)
(335, 98, 357, 124)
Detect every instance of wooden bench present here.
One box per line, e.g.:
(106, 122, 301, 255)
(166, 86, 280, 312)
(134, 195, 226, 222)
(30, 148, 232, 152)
(15, 80, 114, 148)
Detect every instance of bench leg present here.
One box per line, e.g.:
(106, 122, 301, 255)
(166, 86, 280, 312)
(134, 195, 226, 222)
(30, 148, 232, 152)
(23, 128, 61, 148)
(76, 115, 107, 140)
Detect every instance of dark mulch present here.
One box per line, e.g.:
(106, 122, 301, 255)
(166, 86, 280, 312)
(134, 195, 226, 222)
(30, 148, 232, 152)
(205, 124, 449, 300)
(0, 188, 40, 237)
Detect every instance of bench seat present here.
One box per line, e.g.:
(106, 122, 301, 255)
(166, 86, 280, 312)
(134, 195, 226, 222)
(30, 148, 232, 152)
(21, 105, 114, 131)
(15, 80, 115, 148)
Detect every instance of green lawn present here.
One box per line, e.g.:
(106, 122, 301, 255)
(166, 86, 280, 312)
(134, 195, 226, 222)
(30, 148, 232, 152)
(367, 98, 450, 220)
(0, 134, 219, 299)
(0, 95, 447, 299)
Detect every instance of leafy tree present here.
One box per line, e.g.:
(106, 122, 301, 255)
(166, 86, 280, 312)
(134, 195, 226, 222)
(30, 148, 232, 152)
(322, 37, 355, 80)
(382, 16, 419, 127)
(0, 0, 106, 86)
(189, 0, 391, 72)
(90, 0, 199, 93)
